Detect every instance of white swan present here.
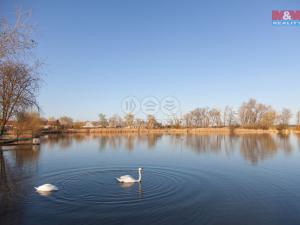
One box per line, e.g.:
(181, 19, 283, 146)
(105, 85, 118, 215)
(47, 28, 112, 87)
(35, 184, 59, 192)
(116, 168, 143, 183)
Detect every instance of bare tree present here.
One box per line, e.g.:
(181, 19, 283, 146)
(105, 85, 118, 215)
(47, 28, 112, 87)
(199, 108, 210, 127)
(134, 118, 146, 128)
(147, 115, 158, 129)
(73, 121, 85, 129)
(173, 116, 182, 128)
(183, 112, 193, 128)
(277, 108, 292, 129)
(167, 116, 182, 128)
(108, 114, 122, 128)
(0, 9, 36, 61)
(124, 113, 134, 128)
(208, 108, 222, 127)
(260, 111, 277, 129)
(239, 98, 275, 129)
(16, 111, 42, 137)
(0, 10, 41, 137)
(223, 106, 237, 127)
(98, 113, 108, 128)
(59, 116, 74, 129)
(239, 99, 258, 128)
(189, 108, 209, 128)
(0, 62, 40, 136)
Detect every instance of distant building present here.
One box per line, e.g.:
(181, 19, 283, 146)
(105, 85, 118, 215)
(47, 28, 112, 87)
(44, 119, 61, 130)
(82, 122, 95, 128)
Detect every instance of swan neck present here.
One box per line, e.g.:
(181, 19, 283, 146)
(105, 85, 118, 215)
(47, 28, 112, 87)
(138, 170, 142, 182)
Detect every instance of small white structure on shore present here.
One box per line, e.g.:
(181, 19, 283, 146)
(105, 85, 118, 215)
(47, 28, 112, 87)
(82, 122, 95, 128)
(32, 138, 41, 145)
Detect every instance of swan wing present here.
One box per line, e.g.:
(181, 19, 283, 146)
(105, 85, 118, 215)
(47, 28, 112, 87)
(117, 175, 136, 183)
(119, 175, 132, 179)
(35, 184, 58, 192)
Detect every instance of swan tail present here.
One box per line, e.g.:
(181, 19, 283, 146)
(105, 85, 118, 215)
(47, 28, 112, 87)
(115, 177, 121, 182)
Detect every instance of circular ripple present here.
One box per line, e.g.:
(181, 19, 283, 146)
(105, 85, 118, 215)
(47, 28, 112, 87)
(23, 166, 217, 224)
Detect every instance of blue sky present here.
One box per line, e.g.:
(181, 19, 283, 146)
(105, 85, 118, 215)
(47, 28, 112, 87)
(1, 0, 300, 121)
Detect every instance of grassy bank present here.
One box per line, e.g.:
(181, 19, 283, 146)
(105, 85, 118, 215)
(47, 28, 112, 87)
(63, 127, 291, 135)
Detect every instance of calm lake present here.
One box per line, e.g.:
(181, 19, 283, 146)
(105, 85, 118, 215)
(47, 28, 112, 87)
(1, 133, 300, 225)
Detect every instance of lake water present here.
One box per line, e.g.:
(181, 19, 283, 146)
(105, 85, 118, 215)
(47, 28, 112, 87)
(1, 133, 300, 225)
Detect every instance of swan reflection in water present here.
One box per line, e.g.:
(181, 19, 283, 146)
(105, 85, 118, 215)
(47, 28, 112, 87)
(118, 181, 143, 198)
(36, 190, 53, 197)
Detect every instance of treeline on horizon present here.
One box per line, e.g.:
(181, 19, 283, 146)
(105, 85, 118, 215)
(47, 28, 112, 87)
(46, 98, 300, 131)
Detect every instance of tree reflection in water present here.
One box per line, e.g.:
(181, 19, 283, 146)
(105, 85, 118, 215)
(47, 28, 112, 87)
(240, 134, 278, 165)
(40, 133, 299, 165)
(277, 133, 293, 154)
(94, 134, 162, 151)
(185, 135, 232, 154)
(94, 133, 296, 165)
(296, 134, 300, 150)
(0, 145, 40, 225)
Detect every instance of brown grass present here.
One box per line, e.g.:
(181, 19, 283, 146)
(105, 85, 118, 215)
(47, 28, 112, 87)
(64, 127, 283, 135)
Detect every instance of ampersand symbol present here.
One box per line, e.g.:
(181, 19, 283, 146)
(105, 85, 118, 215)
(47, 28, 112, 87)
(283, 11, 292, 20)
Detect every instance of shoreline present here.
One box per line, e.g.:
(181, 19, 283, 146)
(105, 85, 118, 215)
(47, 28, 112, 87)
(62, 127, 297, 135)
(1, 128, 299, 147)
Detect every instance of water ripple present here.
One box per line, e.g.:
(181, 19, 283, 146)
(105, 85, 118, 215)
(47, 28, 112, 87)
(22, 166, 217, 224)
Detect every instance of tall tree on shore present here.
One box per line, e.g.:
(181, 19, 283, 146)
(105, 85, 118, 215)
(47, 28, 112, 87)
(208, 108, 222, 127)
(277, 108, 292, 129)
(239, 99, 258, 128)
(260, 111, 277, 129)
(167, 116, 182, 128)
(147, 115, 158, 129)
(0, 10, 41, 136)
(16, 111, 42, 137)
(183, 112, 193, 128)
(108, 114, 122, 128)
(124, 113, 134, 128)
(0, 62, 40, 136)
(239, 98, 275, 129)
(98, 113, 108, 128)
(189, 108, 210, 128)
(135, 118, 146, 128)
(59, 116, 74, 129)
(223, 106, 237, 127)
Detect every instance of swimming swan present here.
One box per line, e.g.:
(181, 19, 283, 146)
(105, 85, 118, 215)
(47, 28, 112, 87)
(116, 168, 143, 183)
(35, 184, 59, 192)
